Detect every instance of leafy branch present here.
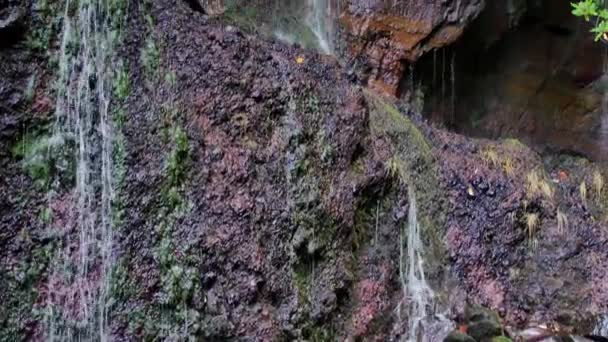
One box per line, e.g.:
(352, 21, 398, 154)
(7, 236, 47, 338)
(572, 0, 608, 41)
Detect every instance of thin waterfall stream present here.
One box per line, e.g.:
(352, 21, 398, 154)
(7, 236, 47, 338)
(45, 0, 117, 338)
(306, 0, 333, 54)
(400, 185, 452, 342)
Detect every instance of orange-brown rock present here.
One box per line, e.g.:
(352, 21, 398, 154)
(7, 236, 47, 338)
(338, 0, 484, 96)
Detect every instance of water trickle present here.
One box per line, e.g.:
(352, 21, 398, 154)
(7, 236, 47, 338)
(451, 52, 456, 124)
(594, 314, 608, 336)
(46, 0, 117, 338)
(602, 47, 608, 152)
(433, 50, 437, 92)
(399, 185, 452, 342)
(442, 49, 446, 110)
(306, 0, 333, 54)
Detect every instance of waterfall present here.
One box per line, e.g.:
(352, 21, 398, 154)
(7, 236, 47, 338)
(46, 0, 116, 338)
(306, 0, 333, 54)
(399, 185, 452, 342)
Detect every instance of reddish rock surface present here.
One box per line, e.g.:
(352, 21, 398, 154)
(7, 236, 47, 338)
(338, 0, 485, 96)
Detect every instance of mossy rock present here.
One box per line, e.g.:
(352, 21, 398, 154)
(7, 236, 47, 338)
(444, 330, 476, 342)
(491, 337, 512, 342)
(464, 305, 503, 341)
(364, 90, 447, 282)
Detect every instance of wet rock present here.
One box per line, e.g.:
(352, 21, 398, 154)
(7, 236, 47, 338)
(0, 5, 24, 36)
(465, 305, 503, 341)
(338, 0, 485, 96)
(444, 330, 476, 342)
(490, 337, 511, 342)
(468, 320, 503, 342)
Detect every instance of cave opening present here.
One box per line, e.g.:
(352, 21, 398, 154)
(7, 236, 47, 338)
(412, 0, 608, 161)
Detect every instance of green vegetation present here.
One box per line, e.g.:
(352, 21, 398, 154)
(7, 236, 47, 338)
(110, 60, 130, 234)
(11, 131, 74, 189)
(0, 243, 54, 340)
(572, 0, 608, 40)
(25, 0, 61, 53)
(365, 90, 446, 280)
(114, 65, 130, 100)
(12, 133, 52, 188)
(141, 37, 161, 78)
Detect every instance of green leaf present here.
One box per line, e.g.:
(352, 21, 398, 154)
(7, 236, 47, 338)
(591, 19, 608, 40)
(572, 0, 600, 20)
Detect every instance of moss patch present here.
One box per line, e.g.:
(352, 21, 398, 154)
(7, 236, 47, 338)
(364, 90, 447, 282)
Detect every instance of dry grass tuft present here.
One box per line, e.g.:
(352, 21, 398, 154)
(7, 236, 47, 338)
(526, 170, 553, 201)
(525, 212, 539, 240)
(503, 157, 515, 177)
(580, 181, 588, 206)
(557, 209, 568, 235)
(481, 146, 500, 168)
(593, 170, 604, 204)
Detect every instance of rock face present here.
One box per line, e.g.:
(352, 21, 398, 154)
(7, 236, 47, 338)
(1, 0, 608, 340)
(338, 0, 485, 95)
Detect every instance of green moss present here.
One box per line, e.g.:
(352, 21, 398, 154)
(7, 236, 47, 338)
(302, 323, 336, 342)
(39, 207, 53, 224)
(502, 138, 527, 151)
(222, 4, 259, 32)
(0, 242, 53, 340)
(491, 337, 512, 342)
(25, 0, 60, 53)
(109, 258, 135, 304)
(141, 37, 160, 78)
(114, 64, 130, 100)
(165, 126, 190, 195)
(12, 132, 56, 189)
(364, 90, 447, 281)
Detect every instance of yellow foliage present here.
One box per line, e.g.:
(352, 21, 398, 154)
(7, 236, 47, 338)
(557, 209, 568, 235)
(481, 147, 499, 168)
(580, 181, 588, 205)
(593, 170, 604, 204)
(526, 170, 553, 201)
(503, 157, 515, 177)
(526, 212, 539, 240)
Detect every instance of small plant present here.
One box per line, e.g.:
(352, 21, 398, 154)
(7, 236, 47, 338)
(39, 207, 53, 224)
(526, 170, 553, 201)
(164, 71, 177, 89)
(481, 146, 499, 168)
(114, 64, 130, 100)
(385, 157, 404, 183)
(12, 132, 55, 188)
(557, 209, 568, 235)
(571, 0, 608, 40)
(593, 170, 604, 204)
(503, 156, 515, 177)
(580, 181, 588, 205)
(141, 37, 160, 78)
(525, 212, 540, 248)
(166, 126, 189, 188)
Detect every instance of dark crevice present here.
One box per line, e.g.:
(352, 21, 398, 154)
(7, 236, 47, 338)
(183, 0, 205, 14)
(544, 24, 574, 37)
